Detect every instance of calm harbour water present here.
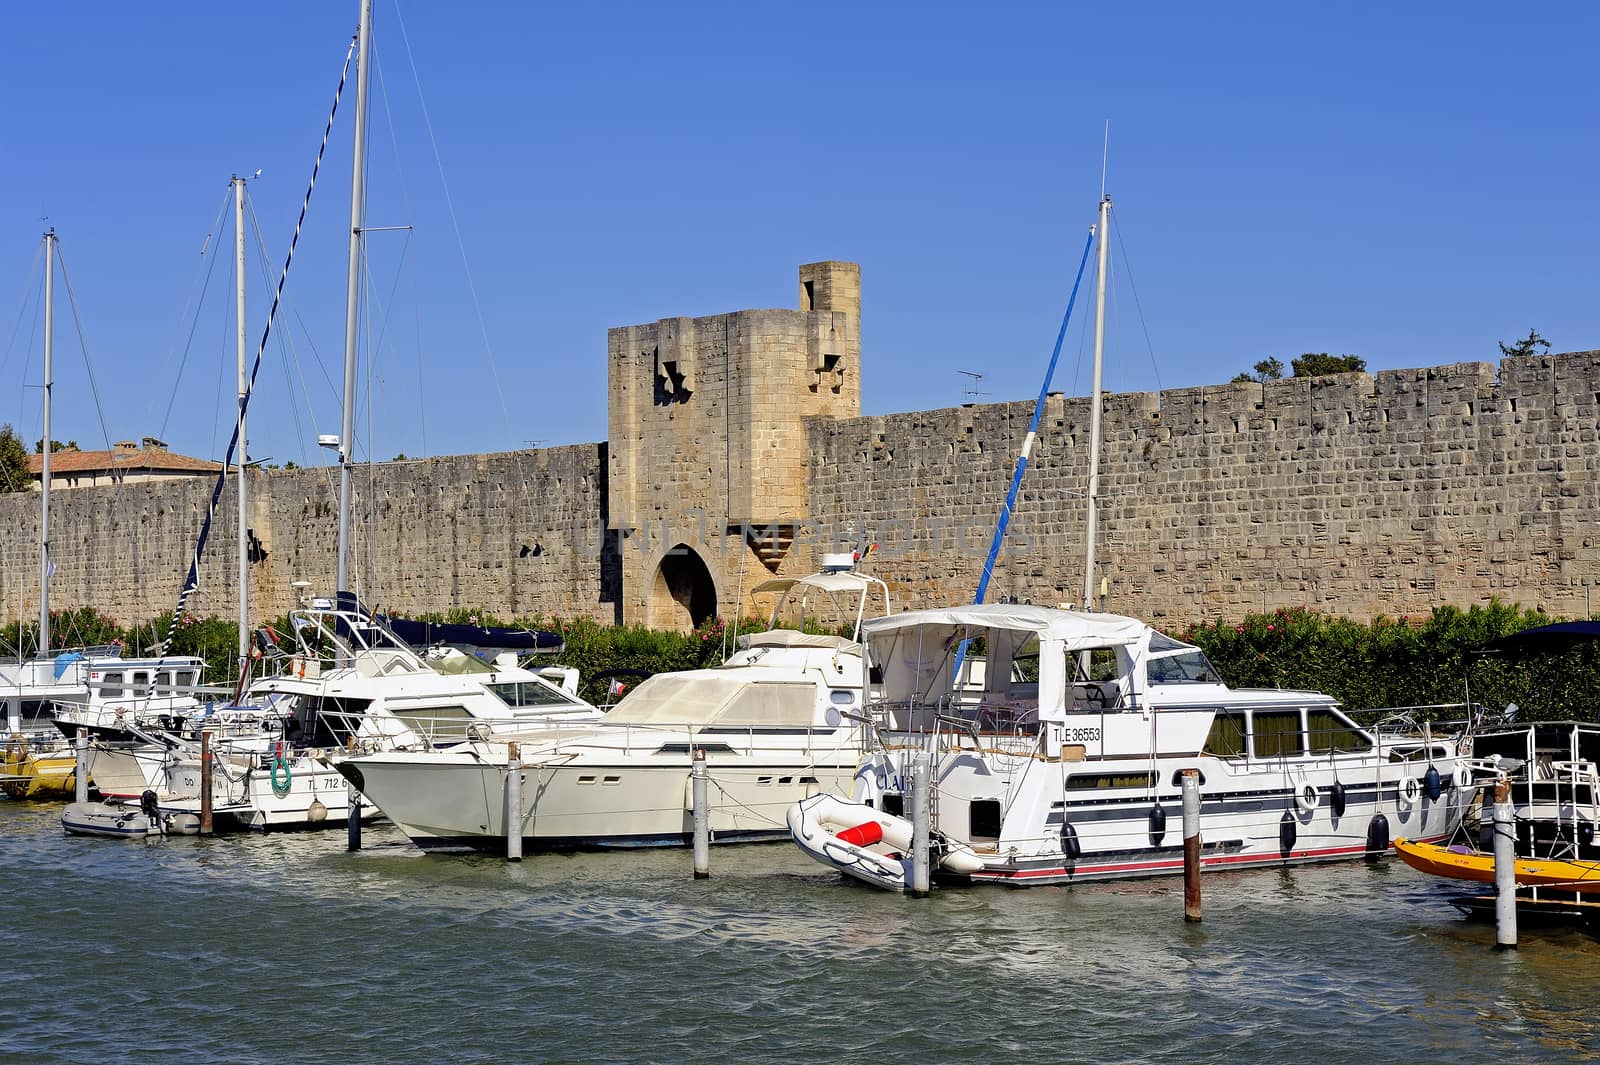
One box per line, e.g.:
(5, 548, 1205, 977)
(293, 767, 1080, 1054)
(2, 800, 1597, 1065)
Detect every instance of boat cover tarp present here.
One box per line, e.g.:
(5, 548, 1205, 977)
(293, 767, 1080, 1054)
(52, 651, 82, 679)
(861, 604, 1147, 650)
(1480, 620, 1600, 655)
(382, 616, 563, 653)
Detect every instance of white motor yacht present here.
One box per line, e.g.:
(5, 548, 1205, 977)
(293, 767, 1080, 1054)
(3, 648, 209, 801)
(85, 595, 600, 831)
(789, 603, 1475, 890)
(335, 558, 892, 853)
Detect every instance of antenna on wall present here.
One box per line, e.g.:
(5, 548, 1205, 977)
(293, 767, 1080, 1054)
(959, 370, 986, 405)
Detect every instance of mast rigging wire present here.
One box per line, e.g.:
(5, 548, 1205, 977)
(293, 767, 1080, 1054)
(156, 189, 234, 443)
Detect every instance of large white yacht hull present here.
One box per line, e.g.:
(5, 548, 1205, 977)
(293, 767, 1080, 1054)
(340, 747, 857, 852)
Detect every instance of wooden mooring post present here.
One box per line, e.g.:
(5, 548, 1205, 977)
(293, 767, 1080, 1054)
(1182, 768, 1202, 922)
(199, 730, 214, 836)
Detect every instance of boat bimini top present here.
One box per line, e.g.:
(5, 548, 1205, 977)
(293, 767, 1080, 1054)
(861, 604, 1214, 721)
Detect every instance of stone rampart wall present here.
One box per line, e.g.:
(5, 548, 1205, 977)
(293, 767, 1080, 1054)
(807, 353, 1600, 625)
(5, 353, 1598, 630)
(0, 444, 615, 628)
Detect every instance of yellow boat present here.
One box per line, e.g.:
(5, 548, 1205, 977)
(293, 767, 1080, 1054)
(1, 735, 78, 801)
(1395, 836, 1600, 888)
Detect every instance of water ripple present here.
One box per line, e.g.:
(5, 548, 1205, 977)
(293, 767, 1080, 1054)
(5, 799, 1600, 1064)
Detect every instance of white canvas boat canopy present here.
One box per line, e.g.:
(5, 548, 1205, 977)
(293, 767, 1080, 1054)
(863, 605, 1154, 722)
(861, 604, 1147, 649)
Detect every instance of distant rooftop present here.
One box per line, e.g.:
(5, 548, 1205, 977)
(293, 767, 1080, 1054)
(27, 438, 221, 478)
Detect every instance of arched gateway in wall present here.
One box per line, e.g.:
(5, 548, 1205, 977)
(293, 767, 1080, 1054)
(646, 544, 717, 632)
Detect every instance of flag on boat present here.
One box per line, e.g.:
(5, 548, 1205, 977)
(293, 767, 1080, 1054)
(608, 679, 629, 696)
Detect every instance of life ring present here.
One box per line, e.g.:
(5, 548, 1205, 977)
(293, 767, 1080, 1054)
(1397, 775, 1420, 810)
(1452, 762, 1472, 789)
(1294, 780, 1318, 815)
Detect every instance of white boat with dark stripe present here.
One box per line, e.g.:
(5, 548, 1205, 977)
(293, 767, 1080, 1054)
(334, 563, 892, 853)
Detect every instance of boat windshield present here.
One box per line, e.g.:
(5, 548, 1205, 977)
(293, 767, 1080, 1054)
(487, 680, 585, 710)
(603, 674, 817, 728)
(1145, 631, 1222, 685)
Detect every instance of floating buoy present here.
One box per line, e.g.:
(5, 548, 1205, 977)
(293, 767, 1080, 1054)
(1330, 780, 1348, 818)
(1294, 780, 1318, 816)
(1366, 812, 1390, 858)
(1397, 776, 1420, 812)
(1061, 821, 1082, 861)
(1148, 804, 1167, 846)
(1422, 765, 1442, 801)
(1452, 762, 1473, 789)
(1279, 811, 1297, 857)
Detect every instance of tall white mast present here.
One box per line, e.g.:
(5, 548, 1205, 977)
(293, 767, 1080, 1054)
(233, 175, 250, 660)
(336, 0, 373, 595)
(39, 228, 55, 656)
(1081, 195, 1110, 612)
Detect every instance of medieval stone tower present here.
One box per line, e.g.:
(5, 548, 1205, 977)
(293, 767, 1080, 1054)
(606, 262, 862, 629)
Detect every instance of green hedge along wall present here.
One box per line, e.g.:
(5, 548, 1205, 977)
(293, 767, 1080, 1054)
(6, 600, 1595, 722)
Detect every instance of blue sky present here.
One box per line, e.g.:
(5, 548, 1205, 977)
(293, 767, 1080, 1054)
(2, 2, 1595, 466)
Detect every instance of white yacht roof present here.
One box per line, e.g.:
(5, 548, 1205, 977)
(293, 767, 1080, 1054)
(861, 604, 1148, 648)
(736, 630, 858, 652)
(750, 571, 879, 596)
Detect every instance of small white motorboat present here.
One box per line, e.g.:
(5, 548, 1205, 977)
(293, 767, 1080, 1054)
(62, 794, 201, 839)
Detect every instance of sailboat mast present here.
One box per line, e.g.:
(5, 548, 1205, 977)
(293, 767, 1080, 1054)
(1082, 195, 1110, 612)
(39, 228, 54, 656)
(234, 176, 250, 660)
(336, 0, 373, 595)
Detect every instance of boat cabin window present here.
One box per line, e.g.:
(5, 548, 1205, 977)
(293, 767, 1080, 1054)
(1306, 708, 1372, 753)
(1251, 710, 1305, 759)
(1072, 648, 1120, 683)
(1203, 712, 1247, 757)
(130, 670, 151, 696)
(100, 672, 124, 698)
(487, 680, 583, 710)
(1145, 632, 1222, 685)
(390, 704, 474, 743)
(1066, 771, 1158, 790)
(175, 670, 196, 690)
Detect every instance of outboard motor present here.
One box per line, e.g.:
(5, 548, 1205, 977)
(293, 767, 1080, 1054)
(139, 790, 163, 835)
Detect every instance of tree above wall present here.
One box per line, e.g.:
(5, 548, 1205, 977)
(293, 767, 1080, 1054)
(1499, 329, 1551, 358)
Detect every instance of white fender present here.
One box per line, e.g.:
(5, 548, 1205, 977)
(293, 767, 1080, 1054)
(1452, 762, 1473, 789)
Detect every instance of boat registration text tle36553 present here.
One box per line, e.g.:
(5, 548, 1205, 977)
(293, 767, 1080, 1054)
(1065, 728, 1101, 743)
